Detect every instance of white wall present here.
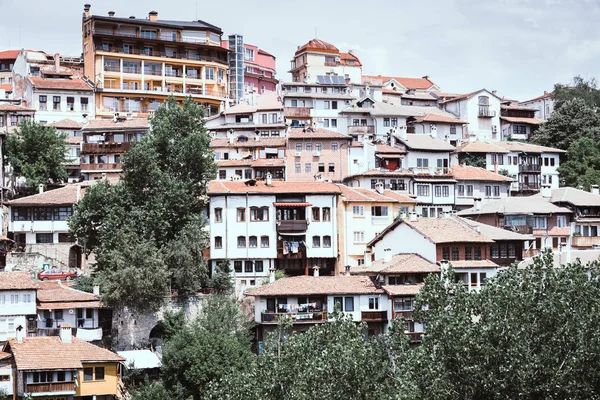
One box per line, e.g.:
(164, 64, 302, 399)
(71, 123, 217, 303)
(404, 150, 451, 170)
(444, 91, 502, 141)
(305, 194, 337, 258)
(455, 181, 511, 207)
(0, 364, 13, 396)
(37, 307, 99, 330)
(33, 90, 95, 124)
(371, 222, 436, 263)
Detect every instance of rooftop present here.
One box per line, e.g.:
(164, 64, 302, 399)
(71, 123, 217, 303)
(457, 197, 573, 216)
(28, 76, 93, 92)
(451, 165, 514, 182)
(0, 104, 35, 112)
(450, 259, 500, 269)
(207, 180, 341, 195)
(295, 39, 339, 55)
(352, 253, 440, 275)
(361, 75, 437, 90)
(542, 187, 600, 207)
(209, 137, 285, 148)
(382, 284, 424, 296)
(458, 217, 533, 240)
(81, 118, 149, 131)
(245, 275, 382, 296)
(454, 140, 565, 154)
(88, 13, 222, 34)
(520, 91, 554, 104)
(339, 186, 414, 203)
(37, 281, 102, 310)
(49, 119, 83, 130)
(0, 272, 38, 291)
(500, 116, 545, 125)
(397, 134, 456, 152)
(288, 128, 351, 139)
(221, 92, 283, 115)
(376, 144, 406, 154)
(412, 113, 469, 125)
(9, 185, 84, 207)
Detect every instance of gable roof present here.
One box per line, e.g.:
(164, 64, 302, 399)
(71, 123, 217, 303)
(520, 92, 554, 104)
(288, 128, 351, 139)
(245, 276, 381, 296)
(451, 165, 514, 182)
(352, 253, 439, 275)
(412, 113, 469, 124)
(340, 52, 362, 67)
(454, 141, 509, 154)
(458, 217, 533, 240)
(6, 337, 125, 370)
(439, 88, 503, 104)
(339, 186, 403, 203)
(500, 116, 545, 125)
(9, 185, 83, 207)
(207, 180, 341, 195)
(362, 75, 437, 90)
(37, 281, 102, 310)
(454, 140, 565, 154)
(28, 76, 93, 91)
(0, 50, 21, 60)
(542, 187, 600, 207)
(0, 104, 35, 112)
(49, 119, 83, 129)
(0, 272, 38, 290)
(457, 197, 573, 216)
(376, 144, 405, 154)
(397, 134, 455, 152)
(221, 91, 283, 115)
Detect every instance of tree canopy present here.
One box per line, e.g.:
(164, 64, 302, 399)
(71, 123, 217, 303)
(69, 97, 217, 311)
(5, 119, 68, 188)
(553, 75, 600, 110)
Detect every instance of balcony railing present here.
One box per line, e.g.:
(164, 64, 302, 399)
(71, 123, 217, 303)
(82, 142, 131, 154)
(348, 125, 375, 134)
(261, 311, 327, 323)
(406, 332, 423, 343)
(26, 381, 75, 394)
(572, 236, 600, 247)
(93, 28, 219, 46)
(478, 107, 496, 117)
(81, 163, 123, 171)
(94, 44, 227, 65)
(276, 220, 308, 232)
(394, 310, 414, 320)
(517, 182, 541, 191)
(519, 164, 541, 172)
(361, 311, 388, 322)
(284, 107, 312, 118)
(504, 225, 533, 235)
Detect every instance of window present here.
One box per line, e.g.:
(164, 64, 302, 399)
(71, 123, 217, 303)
(95, 366, 105, 380)
(383, 118, 390, 127)
(465, 247, 472, 260)
(39, 95, 47, 110)
(55, 309, 64, 320)
(218, 170, 226, 179)
(331, 101, 338, 109)
(353, 206, 364, 216)
(513, 125, 527, 136)
(313, 236, 321, 247)
(394, 297, 414, 311)
(237, 236, 246, 248)
(417, 185, 429, 196)
(442, 246, 450, 260)
(334, 296, 343, 311)
(391, 118, 398, 126)
(508, 243, 516, 258)
(491, 244, 499, 258)
(353, 231, 365, 243)
(12, 208, 31, 221)
(323, 235, 331, 248)
(84, 368, 93, 381)
(485, 186, 492, 197)
(371, 206, 388, 217)
(312, 207, 320, 221)
(452, 247, 459, 261)
(305, 163, 311, 173)
(36, 233, 53, 244)
(480, 273, 487, 286)
(214, 208, 222, 222)
(215, 236, 222, 249)
(450, 125, 456, 134)
(466, 185, 474, 197)
(471, 272, 478, 286)
(417, 158, 429, 168)
(244, 48, 254, 61)
(493, 186, 500, 197)
(306, 143, 313, 152)
(294, 163, 301, 173)
(322, 207, 331, 221)
(345, 297, 354, 311)
(250, 207, 268, 221)
(457, 185, 465, 196)
(53, 96, 61, 110)
(557, 215, 567, 228)
(435, 186, 441, 197)
(53, 207, 73, 221)
(532, 217, 547, 229)
(324, 101, 331, 109)
(318, 163, 325, 172)
(234, 261, 242, 273)
(323, 119, 330, 128)
(67, 97, 75, 111)
(205, 67, 215, 80)
(474, 247, 482, 260)
(331, 119, 337, 128)
(261, 236, 270, 248)
(255, 261, 264, 272)
(498, 155, 504, 165)
(328, 163, 335, 172)
(10, 294, 18, 304)
(550, 158, 555, 167)
(237, 208, 246, 222)
(249, 236, 258, 248)
(295, 143, 303, 152)
(368, 297, 379, 310)
(245, 261, 253, 272)
(442, 186, 449, 197)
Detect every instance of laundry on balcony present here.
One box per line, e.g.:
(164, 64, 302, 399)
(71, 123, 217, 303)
(282, 240, 307, 255)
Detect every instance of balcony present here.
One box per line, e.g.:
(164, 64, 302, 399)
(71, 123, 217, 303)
(504, 225, 533, 235)
(94, 44, 227, 65)
(478, 107, 496, 118)
(93, 28, 219, 46)
(406, 332, 423, 343)
(394, 310, 414, 320)
(361, 311, 388, 323)
(261, 311, 327, 324)
(81, 163, 123, 171)
(26, 381, 75, 394)
(276, 219, 308, 232)
(517, 182, 541, 191)
(519, 164, 541, 173)
(572, 236, 600, 247)
(348, 125, 375, 135)
(82, 142, 131, 154)
(284, 107, 312, 118)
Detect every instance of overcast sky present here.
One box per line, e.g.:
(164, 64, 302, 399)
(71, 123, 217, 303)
(1, 0, 599, 100)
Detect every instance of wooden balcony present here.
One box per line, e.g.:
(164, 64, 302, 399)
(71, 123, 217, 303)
(261, 311, 327, 324)
(82, 142, 131, 154)
(504, 225, 533, 235)
(394, 310, 413, 320)
(572, 236, 600, 247)
(284, 107, 312, 118)
(276, 219, 308, 232)
(519, 164, 541, 172)
(406, 332, 423, 343)
(81, 163, 123, 171)
(26, 381, 75, 394)
(348, 125, 375, 135)
(361, 311, 388, 322)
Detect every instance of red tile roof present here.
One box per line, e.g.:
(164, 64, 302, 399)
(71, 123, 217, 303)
(500, 116, 545, 125)
(340, 52, 362, 67)
(0, 50, 21, 60)
(450, 260, 500, 269)
(0, 272, 38, 290)
(405, 218, 495, 244)
(288, 128, 351, 139)
(412, 113, 469, 124)
(451, 165, 514, 182)
(353, 253, 440, 274)
(295, 39, 339, 55)
(82, 118, 149, 131)
(0, 104, 35, 112)
(6, 337, 124, 370)
(207, 180, 341, 195)
(383, 284, 424, 296)
(245, 276, 382, 296)
(362, 75, 437, 90)
(38, 301, 103, 310)
(9, 185, 84, 206)
(454, 141, 509, 154)
(0, 352, 11, 361)
(0, 84, 12, 92)
(382, 190, 417, 203)
(37, 281, 99, 303)
(210, 137, 285, 148)
(376, 144, 405, 154)
(28, 76, 93, 91)
(521, 92, 554, 103)
(50, 119, 83, 129)
(339, 186, 401, 203)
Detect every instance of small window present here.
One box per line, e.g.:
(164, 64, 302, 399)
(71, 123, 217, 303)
(36, 233, 53, 244)
(249, 236, 258, 248)
(322, 207, 331, 221)
(344, 297, 354, 311)
(318, 163, 325, 173)
(83, 367, 93, 381)
(214, 208, 223, 222)
(261, 236, 270, 248)
(451, 247, 459, 261)
(313, 236, 321, 248)
(237, 208, 246, 222)
(328, 163, 335, 172)
(442, 247, 450, 260)
(368, 297, 379, 310)
(214, 236, 222, 249)
(95, 366, 105, 380)
(234, 261, 242, 273)
(312, 207, 320, 221)
(245, 261, 253, 273)
(323, 235, 331, 248)
(237, 236, 246, 248)
(255, 261, 264, 273)
(55, 310, 64, 320)
(305, 163, 311, 173)
(353, 206, 364, 216)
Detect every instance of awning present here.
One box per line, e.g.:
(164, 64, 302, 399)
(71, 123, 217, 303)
(273, 202, 312, 207)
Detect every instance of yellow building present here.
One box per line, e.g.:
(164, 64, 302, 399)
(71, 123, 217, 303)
(81, 4, 230, 119)
(3, 325, 124, 400)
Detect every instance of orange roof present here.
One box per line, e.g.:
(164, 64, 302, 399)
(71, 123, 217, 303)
(454, 141, 509, 154)
(521, 91, 554, 103)
(0, 352, 11, 361)
(405, 218, 495, 244)
(82, 118, 149, 131)
(450, 260, 500, 269)
(50, 119, 83, 129)
(339, 52, 362, 67)
(288, 128, 351, 139)
(412, 113, 469, 125)
(533, 227, 570, 237)
(500, 116, 545, 125)
(0, 272, 38, 290)
(0, 50, 21, 59)
(28, 76, 93, 91)
(0, 84, 12, 92)
(245, 276, 382, 297)
(0, 104, 35, 112)
(6, 337, 125, 370)
(383, 284, 424, 296)
(451, 165, 514, 182)
(376, 144, 405, 154)
(210, 137, 285, 148)
(208, 180, 341, 195)
(10, 185, 84, 206)
(339, 186, 402, 203)
(362, 75, 437, 90)
(37, 281, 99, 303)
(295, 39, 339, 55)
(352, 253, 439, 275)
(37, 301, 103, 310)
(382, 190, 417, 203)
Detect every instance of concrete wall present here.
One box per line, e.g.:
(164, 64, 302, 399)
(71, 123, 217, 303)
(371, 222, 436, 262)
(6, 243, 77, 271)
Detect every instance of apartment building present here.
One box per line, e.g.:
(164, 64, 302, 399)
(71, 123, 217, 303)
(80, 117, 149, 181)
(0, 272, 38, 341)
(451, 164, 514, 210)
(500, 103, 544, 140)
(343, 169, 414, 194)
(286, 127, 352, 182)
(519, 91, 555, 120)
(0, 103, 35, 134)
(207, 180, 341, 293)
(50, 119, 84, 183)
(82, 5, 229, 118)
(362, 75, 440, 106)
(0, 50, 18, 97)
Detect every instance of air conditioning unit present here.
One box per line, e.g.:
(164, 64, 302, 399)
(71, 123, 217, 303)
(313, 151, 321, 157)
(295, 151, 302, 157)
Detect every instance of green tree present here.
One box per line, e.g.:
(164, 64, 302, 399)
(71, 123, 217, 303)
(72, 275, 96, 293)
(458, 153, 486, 168)
(553, 75, 600, 109)
(558, 135, 600, 189)
(69, 97, 217, 311)
(209, 260, 234, 294)
(130, 380, 172, 400)
(5, 119, 68, 187)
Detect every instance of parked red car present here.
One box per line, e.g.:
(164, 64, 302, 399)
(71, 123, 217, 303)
(37, 269, 76, 281)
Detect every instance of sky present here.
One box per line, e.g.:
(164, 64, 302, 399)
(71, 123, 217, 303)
(1, 0, 599, 100)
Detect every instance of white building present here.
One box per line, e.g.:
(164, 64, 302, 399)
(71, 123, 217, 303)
(0, 272, 38, 341)
(519, 91, 555, 120)
(451, 164, 514, 210)
(207, 180, 341, 293)
(50, 119, 84, 183)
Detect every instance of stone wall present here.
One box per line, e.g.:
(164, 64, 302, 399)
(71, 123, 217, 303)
(6, 243, 76, 272)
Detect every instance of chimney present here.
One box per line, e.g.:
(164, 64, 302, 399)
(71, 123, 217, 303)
(492, 90, 497, 95)
(364, 250, 372, 267)
(591, 185, 599, 196)
(269, 267, 276, 283)
(409, 211, 418, 222)
(430, 125, 437, 138)
(148, 11, 158, 21)
(383, 248, 392, 263)
(83, 4, 91, 19)
(344, 265, 351, 277)
(59, 324, 72, 343)
(93, 285, 100, 296)
(108, 11, 115, 17)
(398, 125, 408, 141)
(38, 184, 44, 194)
(265, 172, 272, 186)
(16, 325, 24, 343)
(54, 53, 60, 73)
(541, 184, 551, 198)
(422, 75, 429, 80)
(544, 91, 548, 95)
(474, 198, 482, 211)
(374, 182, 384, 194)
(313, 265, 320, 277)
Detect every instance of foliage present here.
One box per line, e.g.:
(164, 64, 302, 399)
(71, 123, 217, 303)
(260, 269, 287, 286)
(209, 260, 234, 293)
(5, 119, 68, 188)
(72, 275, 96, 293)
(69, 97, 216, 311)
(130, 379, 172, 400)
(458, 153, 486, 168)
(553, 75, 600, 110)
(558, 136, 600, 189)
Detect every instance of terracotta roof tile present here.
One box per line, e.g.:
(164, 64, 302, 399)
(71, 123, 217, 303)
(0, 272, 38, 290)
(208, 180, 341, 195)
(288, 128, 351, 139)
(0, 50, 21, 59)
(352, 253, 439, 274)
(38, 301, 103, 310)
(82, 119, 149, 131)
(383, 284, 424, 296)
(28, 76, 92, 91)
(382, 190, 417, 203)
(339, 52, 362, 67)
(0, 84, 12, 92)
(451, 165, 514, 182)
(454, 141, 509, 154)
(500, 105, 538, 111)
(6, 337, 124, 370)
(376, 144, 405, 154)
(210, 137, 285, 148)
(37, 281, 99, 303)
(0, 352, 11, 361)
(295, 39, 339, 55)
(494, 141, 566, 154)
(9, 185, 84, 206)
(362, 75, 437, 90)
(520, 92, 554, 103)
(533, 227, 570, 237)
(500, 116, 545, 125)
(245, 276, 381, 296)
(0, 104, 35, 112)
(344, 169, 414, 179)
(339, 186, 400, 203)
(50, 119, 83, 129)
(450, 260, 500, 269)
(412, 113, 469, 125)
(405, 218, 495, 244)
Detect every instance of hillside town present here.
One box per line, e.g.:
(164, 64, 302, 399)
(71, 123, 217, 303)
(0, 3, 600, 400)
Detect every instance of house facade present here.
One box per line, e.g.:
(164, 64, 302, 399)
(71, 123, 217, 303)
(499, 103, 544, 141)
(451, 164, 514, 210)
(519, 91, 555, 120)
(0, 272, 38, 341)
